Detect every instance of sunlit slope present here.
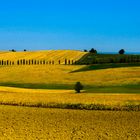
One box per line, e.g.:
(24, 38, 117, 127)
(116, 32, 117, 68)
(0, 65, 139, 86)
(0, 50, 87, 64)
(0, 86, 139, 106)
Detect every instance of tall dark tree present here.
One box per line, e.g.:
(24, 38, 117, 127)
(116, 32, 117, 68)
(65, 59, 67, 65)
(23, 59, 25, 65)
(68, 60, 71, 65)
(17, 60, 19, 65)
(71, 60, 74, 65)
(119, 49, 125, 54)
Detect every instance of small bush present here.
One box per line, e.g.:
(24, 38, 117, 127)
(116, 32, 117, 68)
(74, 82, 83, 93)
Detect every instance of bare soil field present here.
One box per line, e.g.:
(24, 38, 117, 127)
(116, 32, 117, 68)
(0, 105, 140, 140)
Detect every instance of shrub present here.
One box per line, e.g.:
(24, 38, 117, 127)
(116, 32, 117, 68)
(74, 82, 84, 93)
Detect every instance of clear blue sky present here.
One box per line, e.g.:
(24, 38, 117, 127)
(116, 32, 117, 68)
(0, 0, 140, 52)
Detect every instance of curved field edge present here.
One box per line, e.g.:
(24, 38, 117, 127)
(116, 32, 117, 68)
(0, 86, 140, 111)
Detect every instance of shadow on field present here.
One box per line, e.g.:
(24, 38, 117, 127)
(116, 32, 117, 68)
(0, 83, 74, 90)
(70, 63, 140, 73)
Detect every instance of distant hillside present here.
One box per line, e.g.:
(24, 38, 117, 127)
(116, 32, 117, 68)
(0, 50, 87, 64)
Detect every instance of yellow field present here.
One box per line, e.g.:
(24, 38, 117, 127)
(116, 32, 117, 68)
(0, 65, 140, 86)
(0, 86, 139, 109)
(0, 105, 140, 140)
(0, 50, 86, 64)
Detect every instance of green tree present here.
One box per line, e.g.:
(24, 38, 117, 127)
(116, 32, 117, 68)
(74, 82, 83, 93)
(89, 48, 97, 54)
(11, 49, 16, 52)
(119, 49, 125, 54)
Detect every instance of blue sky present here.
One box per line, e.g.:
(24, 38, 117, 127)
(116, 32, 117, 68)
(0, 0, 140, 52)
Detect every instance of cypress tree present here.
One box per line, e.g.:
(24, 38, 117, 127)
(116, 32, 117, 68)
(32, 59, 34, 65)
(20, 60, 23, 65)
(1, 60, 3, 65)
(23, 59, 25, 65)
(65, 59, 67, 65)
(7, 60, 9, 65)
(68, 60, 71, 65)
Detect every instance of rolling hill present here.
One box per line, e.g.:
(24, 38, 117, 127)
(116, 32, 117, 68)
(0, 50, 87, 64)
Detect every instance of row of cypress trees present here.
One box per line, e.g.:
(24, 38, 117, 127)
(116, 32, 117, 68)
(0, 60, 15, 65)
(0, 59, 75, 66)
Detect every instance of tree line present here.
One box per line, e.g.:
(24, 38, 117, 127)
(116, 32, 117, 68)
(84, 48, 125, 54)
(0, 59, 76, 66)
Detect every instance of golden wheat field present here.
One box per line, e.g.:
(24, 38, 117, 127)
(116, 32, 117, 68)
(0, 65, 140, 86)
(0, 105, 140, 140)
(0, 50, 86, 64)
